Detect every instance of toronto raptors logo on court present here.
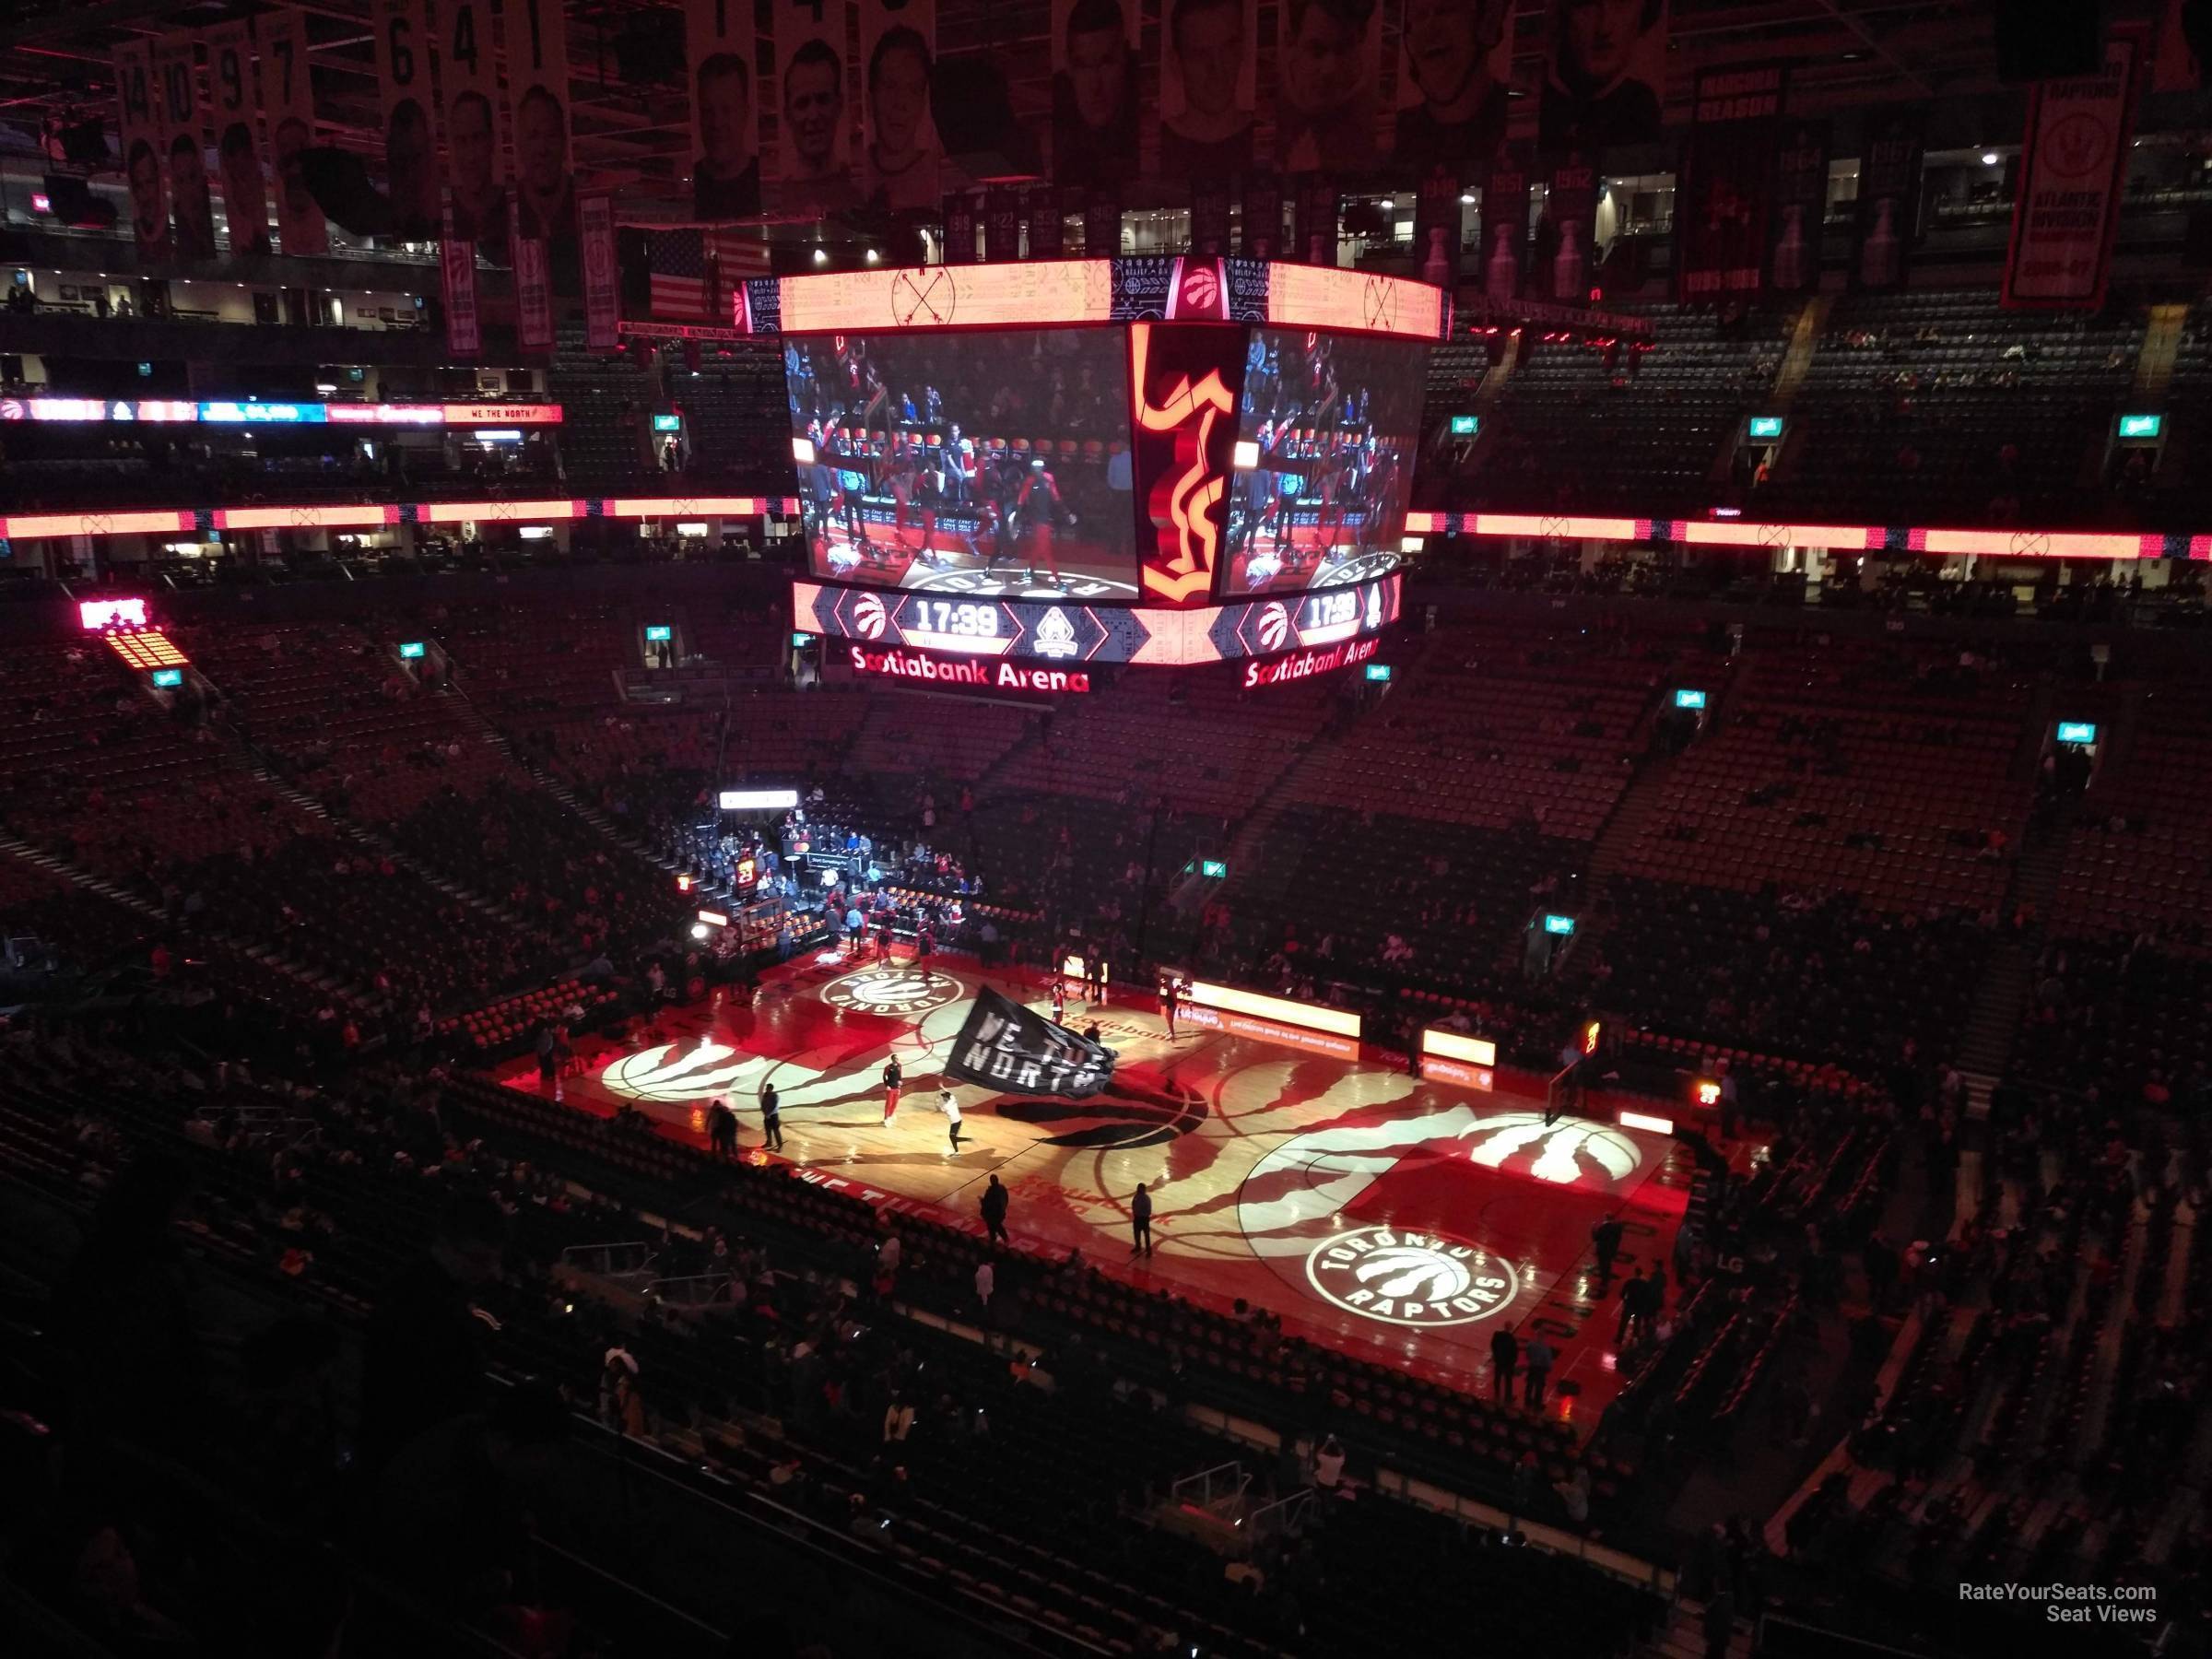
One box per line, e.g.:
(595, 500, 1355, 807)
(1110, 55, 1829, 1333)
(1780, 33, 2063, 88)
(853, 592, 888, 639)
(821, 967, 962, 1016)
(1305, 1227, 1520, 1327)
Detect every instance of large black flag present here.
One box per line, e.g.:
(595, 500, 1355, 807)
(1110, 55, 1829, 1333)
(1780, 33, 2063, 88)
(946, 987, 1118, 1100)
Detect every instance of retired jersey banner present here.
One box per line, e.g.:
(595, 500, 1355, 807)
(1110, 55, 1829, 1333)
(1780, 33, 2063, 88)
(2003, 32, 2142, 312)
(1477, 152, 1526, 301)
(944, 987, 1117, 1099)
(1029, 185, 1068, 257)
(1276, 0, 1382, 175)
(1159, 0, 1255, 180)
(205, 22, 269, 258)
(775, 0, 854, 213)
(152, 34, 217, 259)
(513, 229, 554, 350)
(1053, 0, 1139, 189)
(688, 0, 760, 218)
(861, 0, 938, 211)
(259, 9, 327, 256)
(441, 206, 482, 355)
(1851, 105, 1924, 292)
(506, 0, 576, 248)
(984, 187, 1022, 261)
(1676, 65, 1787, 308)
(113, 39, 168, 261)
(1394, 0, 1513, 171)
(582, 195, 619, 350)
(943, 191, 979, 263)
(373, 0, 436, 241)
(439, 0, 507, 244)
(1767, 117, 1830, 296)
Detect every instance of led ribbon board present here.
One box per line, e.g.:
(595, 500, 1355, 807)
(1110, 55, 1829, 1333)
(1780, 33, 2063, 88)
(1404, 512, 2189, 562)
(792, 574, 1402, 666)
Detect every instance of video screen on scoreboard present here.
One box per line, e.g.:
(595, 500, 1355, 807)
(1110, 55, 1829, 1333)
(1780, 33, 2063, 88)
(784, 330, 1140, 600)
(1221, 326, 1425, 597)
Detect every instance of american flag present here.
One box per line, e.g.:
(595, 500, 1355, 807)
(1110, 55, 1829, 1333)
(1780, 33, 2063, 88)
(648, 228, 771, 323)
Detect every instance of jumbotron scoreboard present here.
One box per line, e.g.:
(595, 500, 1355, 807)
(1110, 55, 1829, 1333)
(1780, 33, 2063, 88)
(743, 255, 1444, 681)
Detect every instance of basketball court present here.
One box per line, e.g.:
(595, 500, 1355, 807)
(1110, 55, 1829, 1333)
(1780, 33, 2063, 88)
(495, 953, 1698, 1429)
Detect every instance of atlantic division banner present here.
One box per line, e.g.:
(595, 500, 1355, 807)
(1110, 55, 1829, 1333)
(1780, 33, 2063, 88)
(1676, 65, 1787, 308)
(1850, 104, 1924, 292)
(944, 987, 1118, 1099)
(441, 204, 482, 355)
(687, 0, 761, 219)
(1766, 117, 1830, 296)
(582, 194, 619, 350)
(205, 21, 269, 258)
(2003, 30, 2142, 312)
(259, 9, 327, 256)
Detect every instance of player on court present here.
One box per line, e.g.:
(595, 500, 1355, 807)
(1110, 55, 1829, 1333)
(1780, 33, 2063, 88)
(940, 1086, 963, 1151)
(883, 1055, 902, 1124)
(1050, 975, 1067, 1025)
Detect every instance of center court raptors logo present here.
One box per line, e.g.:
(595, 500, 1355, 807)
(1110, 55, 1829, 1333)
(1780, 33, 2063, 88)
(1306, 1227, 1520, 1327)
(853, 591, 888, 639)
(821, 966, 962, 1016)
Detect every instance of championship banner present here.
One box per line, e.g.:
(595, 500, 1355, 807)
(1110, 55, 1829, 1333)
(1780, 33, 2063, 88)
(1675, 65, 1786, 308)
(581, 195, 619, 349)
(372, 0, 435, 241)
(943, 191, 979, 263)
(505, 0, 575, 247)
(1539, 149, 1598, 300)
(438, 0, 506, 243)
(113, 39, 168, 261)
(441, 206, 482, 355)
(687, 0, 760, 219)
(1052, 0, 1139, 189)
(1478, 152, 1526, 300)
(152, 34, 217, 260)
(944, 987, 1117, 1100)
(2003, 31, 2142, 312)
(1242, 171, 1283, 258)
(1083, 188, 1120, 256)
(1191, 174, 1232, 256)
(861, 0, 938, 211)
(1851, 105, 1924, 292)
(774, 0, 853, 212)
(205, 22, 269, 258)
(1276, 0, 1382, 174)
(1767, 117, 1830, 296)
(1029, 185, 1068, 256)
(513, 229, 554, 351)
(1394, 0, 1512, 171)
(1539, 0, 1665, 151)
(1158, 0, 1255, 180)
(1293, 176, 1337, 265)
(259, 9, 327, 257)
(983, 186, 1022, 261)
(1411, 164, 1462, 288)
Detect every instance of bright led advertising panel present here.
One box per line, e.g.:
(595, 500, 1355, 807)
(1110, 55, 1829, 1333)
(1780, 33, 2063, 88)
(1221, 326, 1425, 596)
(784, 327, 1139, 600)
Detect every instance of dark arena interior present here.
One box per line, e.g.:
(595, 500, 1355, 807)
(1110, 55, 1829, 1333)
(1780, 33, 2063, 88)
(5, 3, 2212, 1657)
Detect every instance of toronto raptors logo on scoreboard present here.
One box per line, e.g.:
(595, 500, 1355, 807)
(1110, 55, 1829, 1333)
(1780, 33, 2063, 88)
(853, 592, 888, 639)
(1256, 602, 1291, 652)
(1305, 1227, 1520, 1328)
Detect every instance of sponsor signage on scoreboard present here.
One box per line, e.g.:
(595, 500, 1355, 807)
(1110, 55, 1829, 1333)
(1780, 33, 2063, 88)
(2, 398, 560, 427)
(792, 574, 1402, 667)
(845, 643, 1094, 695)
(1241, 634, 1380, 689)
